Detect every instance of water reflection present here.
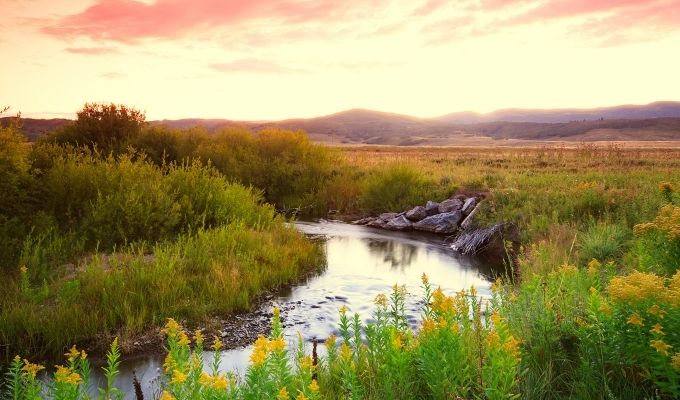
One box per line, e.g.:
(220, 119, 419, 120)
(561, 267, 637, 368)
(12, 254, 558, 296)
(69, 220, 498, 399)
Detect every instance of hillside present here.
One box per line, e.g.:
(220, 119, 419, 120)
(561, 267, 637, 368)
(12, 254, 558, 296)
(437, 101, 680, 124)
(6, 101, 680, 145)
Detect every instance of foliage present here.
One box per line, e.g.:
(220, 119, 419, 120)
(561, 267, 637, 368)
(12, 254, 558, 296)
(359, 163, 438, 214)
(44, 103, 146, 154)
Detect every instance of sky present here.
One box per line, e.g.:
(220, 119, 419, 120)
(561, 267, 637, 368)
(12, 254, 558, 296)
(1, 0, 680, 121)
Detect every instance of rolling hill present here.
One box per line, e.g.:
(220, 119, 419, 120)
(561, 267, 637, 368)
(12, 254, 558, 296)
(4, 101, 680, 145)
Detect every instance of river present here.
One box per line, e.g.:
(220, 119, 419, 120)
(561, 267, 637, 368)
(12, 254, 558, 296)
(72, 220, 501, 398)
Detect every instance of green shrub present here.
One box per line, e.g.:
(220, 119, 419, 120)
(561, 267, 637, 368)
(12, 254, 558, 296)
(578, 222, 629, 264)
(360, 163, 434, 213)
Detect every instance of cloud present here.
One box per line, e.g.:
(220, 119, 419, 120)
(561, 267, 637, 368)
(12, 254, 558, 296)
(99, 71, 126, 78)
(65, 46, 119, 55)
(40, 0, 378, 43)
(209, 58, 306, 74)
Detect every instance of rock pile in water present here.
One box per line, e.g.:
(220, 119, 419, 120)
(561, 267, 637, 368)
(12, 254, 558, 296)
(352, 195, 482, 235)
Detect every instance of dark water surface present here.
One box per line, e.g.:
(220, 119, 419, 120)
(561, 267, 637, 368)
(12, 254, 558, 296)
(69, 221, 499, 398)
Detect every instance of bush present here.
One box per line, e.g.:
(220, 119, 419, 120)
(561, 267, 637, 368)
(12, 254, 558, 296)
(360, 163, 434, 213)
(578, 222, 629, 264)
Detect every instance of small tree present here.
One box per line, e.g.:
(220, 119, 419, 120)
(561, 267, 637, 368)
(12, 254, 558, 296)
(50, 103, 146, 154)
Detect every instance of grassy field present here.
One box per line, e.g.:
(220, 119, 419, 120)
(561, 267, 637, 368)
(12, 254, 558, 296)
(2, 105, 680, 398)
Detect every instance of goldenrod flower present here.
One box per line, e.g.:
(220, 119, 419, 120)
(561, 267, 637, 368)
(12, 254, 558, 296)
(672, 353, 680, 370)
(587, 259, 601, 274)
(325, 335, 337, 348)
(650, 323, 664, 335)
(486, 331, 501, 348)
(470, 286, 477, 297)
(193, 329, 204, 346)
(65, 345, 81, 361)
(163, 353, 177, 373)
(170, 370, 187, 385)
(162, 318, 181, 337)
(490, 312, 501, 326)
(299, 355, 314, 370)
(19, 265, 27, 274)
(199, 372, 212, 386)
(277, 387, 289, 400)
(392, 334, 403, 350)
(308, 379, 319, 393)
(178, 332, 191, 346)
(340, 343, 352, 361)
(374, 293, 387, 307)
(54, 365, 81, 385)
(627, 313, 644, 327)
(648, 304, 666, 319)
(503, 336, 521, 359)
(659, 181, 674, 194)
(650, 339, 672, 356)
(212, 375, 228, 390)
(21, 360, 45, 378)
(160, 391, 175, 400)
(212, 337, 223, 351)
(296, 392, 309, 400)
(80, 350, 87, 360)
(270, 337, 286, 352)
(339, 305, 347, 314)
(65, 372, 82, 385)
(421, 273, 429, 285)
(421, 318, 435, 333)
(598, 302, 612, 316)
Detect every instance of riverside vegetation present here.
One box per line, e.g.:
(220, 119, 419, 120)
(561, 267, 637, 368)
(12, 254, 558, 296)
(1, 103, 680, 398)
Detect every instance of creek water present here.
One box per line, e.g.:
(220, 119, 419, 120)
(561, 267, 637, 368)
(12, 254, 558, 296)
(69, 220, 501, 399)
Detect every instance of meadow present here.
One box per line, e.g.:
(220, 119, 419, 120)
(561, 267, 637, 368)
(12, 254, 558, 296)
(2, 103, 680, 399)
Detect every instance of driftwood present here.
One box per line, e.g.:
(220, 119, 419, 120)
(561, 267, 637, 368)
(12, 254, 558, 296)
(450, 223, 507, 255)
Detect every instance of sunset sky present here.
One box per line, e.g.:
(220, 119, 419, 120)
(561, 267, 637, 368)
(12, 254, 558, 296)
(2, 0, 680, 120)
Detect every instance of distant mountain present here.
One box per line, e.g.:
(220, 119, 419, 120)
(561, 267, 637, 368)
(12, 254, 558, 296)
(5, 101, 680, 145)
(437, 101, 680, 124)
(0, 117, 71, 141)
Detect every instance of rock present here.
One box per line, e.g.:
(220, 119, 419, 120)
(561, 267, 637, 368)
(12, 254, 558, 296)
(385, 215, 413, 231)
(462, 197, 477, 215)
(412, 210, 463, 234)
(405, 206, 427, 221)
(425, 200, 440, 216)
(367, 219, 387, 228)
(378, 212, 398, 221)
(352, 217, 374, 225)
(438, 198, 463, 213)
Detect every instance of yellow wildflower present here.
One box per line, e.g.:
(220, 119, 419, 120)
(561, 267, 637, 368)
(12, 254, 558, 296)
(162, 318, 181, 337)
(212, 375, 228, 390)
(421, 318, 435, 333)
(559, 264, 578, 274)
(308, 379, 319, 393)
(21, 360, 45, 378)
(491, 278, 502, 293)
(598, 302, 612, 316)
(65, 372, 81, 385)
(160, 391, 175, 400)
(490, 312, 501, 326)
(65, 345, 81, 361)
(250, 348, 267, 366)
(503, 336, 521, 359)
(392, 334, 403, 349)
(450, 323, 460, 334)
(486, 331, 500, 348)
(277, 387, 289, 400)
(296, 392, 309, 400)
(270, 337, 286, 352)
(648, 304, 666, 319)
(170, 370, 187, 385)
(672, 353, 680, 370)
(54, 365, 79, 384)
(199, 372, 212, 386)
(339, 305, 347, 314)
(325, 335, 337, 348)
(589, 287, 598, 295)
(650, 339, 672, 356)
(340, 343, 352, 361)
(421, 273, 429, 285)
(609, 271, 666, 303)
(80, 350, 87, 360)
(659, 181, 675, 194)
(627, 313, 644, 327)
(163, 353, 177, 373)
(470, 286, 477, 297)
(650, 323, 664, 335)
(193, 330, 204, 346)
(374, 293, 388, 307)
(587, 259, 601, 274)
(20, 265, 27, 274)
(299, 355, 314, 370)
(178, 332, 191, 346)
(212, 337, 223, 351)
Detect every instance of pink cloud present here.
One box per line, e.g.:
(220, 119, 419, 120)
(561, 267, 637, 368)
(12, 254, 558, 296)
(100, 71, 126, 78)
(65, 46, 119, 55)
(412, 0, 448, 16)
(40, 0, 377, 43)
(209, 58, 306, 74)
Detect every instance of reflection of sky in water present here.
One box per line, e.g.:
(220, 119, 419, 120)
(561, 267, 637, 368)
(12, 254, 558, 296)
(62, 221, 494, 399)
